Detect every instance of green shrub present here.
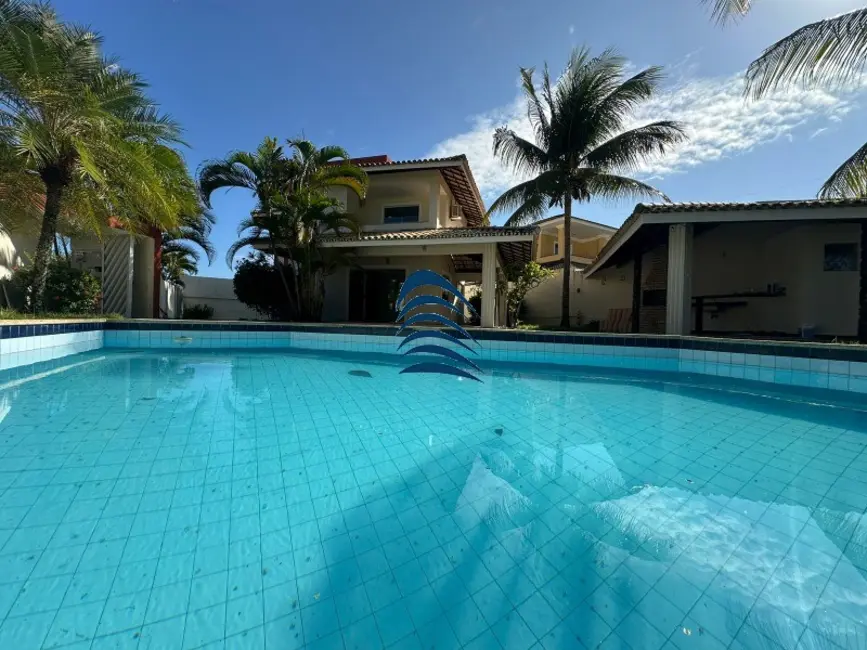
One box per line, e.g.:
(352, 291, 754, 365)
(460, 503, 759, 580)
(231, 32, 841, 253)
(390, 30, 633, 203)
(8, 261, 101, 314)
(233, 254, 292, 320)
(183, 303, 214, 320)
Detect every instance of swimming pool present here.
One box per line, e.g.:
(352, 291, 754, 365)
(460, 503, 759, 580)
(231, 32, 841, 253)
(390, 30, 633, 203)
(0, 348, 865, 649)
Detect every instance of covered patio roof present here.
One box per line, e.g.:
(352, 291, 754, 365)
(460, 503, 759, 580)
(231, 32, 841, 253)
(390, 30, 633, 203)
(584, 198, 867, 277)
(318, 226, 537, 268)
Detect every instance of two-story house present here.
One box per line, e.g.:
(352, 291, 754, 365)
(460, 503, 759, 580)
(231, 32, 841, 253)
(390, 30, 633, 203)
(318, 155, 536, 326)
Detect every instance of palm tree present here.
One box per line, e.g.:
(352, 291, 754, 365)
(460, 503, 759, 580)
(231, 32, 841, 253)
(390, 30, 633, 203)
(160, 209, 216, 287)
(199, 137, 367, 319)
(489, 47, 687, 328)
(0, 1, 198, 309)
(703, 1, 867, 197)
(226, 189, 357, 320)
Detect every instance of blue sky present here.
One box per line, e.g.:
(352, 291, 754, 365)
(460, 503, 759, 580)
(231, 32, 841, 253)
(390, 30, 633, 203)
(57, 0, 867, 278)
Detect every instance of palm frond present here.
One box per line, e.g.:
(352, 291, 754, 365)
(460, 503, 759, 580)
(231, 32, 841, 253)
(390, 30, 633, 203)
(314, 144, 350, 165)
(226, 232, 270, 268)
(578, 170, 671, 203)
(701, 0, 753, 24)
(745, 8, 867, 97)
(197, 156, 260, 207)
(549, 47, 627, 160)
(487, 171, 562, 225)
(584, 121, 687, 172)
(819, 139, 867, 198)
(492, 128, 548, 178)
(589, 66, 667, 145)
(519, 66, 550, 149)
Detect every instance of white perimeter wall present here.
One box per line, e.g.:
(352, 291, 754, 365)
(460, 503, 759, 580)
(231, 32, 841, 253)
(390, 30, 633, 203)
(181, 276, 261, 320)
(0, 232, 36, 280)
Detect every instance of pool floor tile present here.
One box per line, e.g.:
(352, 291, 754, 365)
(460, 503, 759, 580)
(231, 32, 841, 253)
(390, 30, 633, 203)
(1, 349, 867, 649)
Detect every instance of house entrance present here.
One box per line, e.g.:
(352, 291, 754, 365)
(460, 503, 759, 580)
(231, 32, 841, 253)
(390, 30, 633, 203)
(348, 269, 406, 323)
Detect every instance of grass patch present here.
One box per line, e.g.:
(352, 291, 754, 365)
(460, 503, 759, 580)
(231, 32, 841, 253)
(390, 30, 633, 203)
(0, 309, 122, 321)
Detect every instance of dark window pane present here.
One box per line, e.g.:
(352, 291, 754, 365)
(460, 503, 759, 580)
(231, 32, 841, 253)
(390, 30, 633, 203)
(384, 205, 420, 224)
(824, 243, 858, 272)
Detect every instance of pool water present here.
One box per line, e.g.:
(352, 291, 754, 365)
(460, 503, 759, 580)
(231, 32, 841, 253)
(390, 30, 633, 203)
(0, 350, 866, 650)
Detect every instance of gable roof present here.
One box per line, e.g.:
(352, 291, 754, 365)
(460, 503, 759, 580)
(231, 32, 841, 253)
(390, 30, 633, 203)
(350, 154, 487, 228)
(584, 198, 867, 277)
(531, 214, 617, 231)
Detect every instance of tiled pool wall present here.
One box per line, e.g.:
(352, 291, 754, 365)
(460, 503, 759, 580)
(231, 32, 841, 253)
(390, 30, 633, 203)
(0, 322, 103, 371)
(2, 320, 867, 395)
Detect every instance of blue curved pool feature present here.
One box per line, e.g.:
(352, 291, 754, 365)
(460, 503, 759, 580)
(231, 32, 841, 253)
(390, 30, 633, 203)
(0, 348, 865, 649)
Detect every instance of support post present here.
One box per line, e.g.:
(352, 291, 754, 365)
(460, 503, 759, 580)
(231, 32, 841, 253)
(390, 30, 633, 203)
(481, 243, 496, 328)
(666, 224, 693, 335)
(631, 250, 642, 333)
(859, 221, 867, 342)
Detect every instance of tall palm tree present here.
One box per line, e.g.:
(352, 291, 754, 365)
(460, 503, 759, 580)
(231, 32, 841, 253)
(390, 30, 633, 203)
(199, 137, 367, 318)
(160, 209, 216, 287)
(703, 0, 867, 197)
(0, 0, 198, 309)
(489, 47, 687, 328)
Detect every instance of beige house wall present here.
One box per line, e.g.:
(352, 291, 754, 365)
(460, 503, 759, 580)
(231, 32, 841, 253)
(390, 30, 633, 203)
(522, 264, 632, 326)
(691, 221, 861, 336)
(328, 171, 465, 232)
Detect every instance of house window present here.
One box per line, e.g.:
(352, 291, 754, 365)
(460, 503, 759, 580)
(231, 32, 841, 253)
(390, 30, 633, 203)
(823, 243, 858, 272)
(383, 205, 420, 224)
(553, 242, 560, 256)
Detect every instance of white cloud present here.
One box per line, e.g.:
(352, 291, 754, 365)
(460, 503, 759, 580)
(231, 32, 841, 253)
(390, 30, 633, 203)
(568, 25, 574, 35)
(810, 127, 829, 139)
(427, 70, 860, 201)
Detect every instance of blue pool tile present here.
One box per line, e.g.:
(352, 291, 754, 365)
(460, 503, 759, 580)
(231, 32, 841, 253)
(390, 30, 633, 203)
(373, 600, 414, 646)
(1, 348, 866, 649)
(225, 592, 264, 638)
(263, 614, 305, 650)
(0, 611, 56, 649)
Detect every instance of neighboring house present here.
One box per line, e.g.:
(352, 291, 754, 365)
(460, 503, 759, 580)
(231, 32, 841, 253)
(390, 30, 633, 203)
(584, 199, 867, 340)
(522, 215, 629, 327)
(533, 214, 615, 268)
(318, 155, 536, 327)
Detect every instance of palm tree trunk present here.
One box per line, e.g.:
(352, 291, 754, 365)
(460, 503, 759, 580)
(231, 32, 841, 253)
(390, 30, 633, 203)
(30, 181, 65, 312)
(560, 194, 573, 329)
(270, 243, 296, 320)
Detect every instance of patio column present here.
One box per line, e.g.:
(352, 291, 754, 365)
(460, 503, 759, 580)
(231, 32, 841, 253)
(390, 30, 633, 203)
(859, 221, 867, 342)
(666, 223, 693, 335)
(631, 250, 642, 333)
(481, 243, 497, 327)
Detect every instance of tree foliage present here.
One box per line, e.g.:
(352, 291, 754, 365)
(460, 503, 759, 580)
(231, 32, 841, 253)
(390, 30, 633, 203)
(9, 260, 101, 314)
(0, 0, 198, 310)
(200, 138, 366, 321)
(490, 47, 685, 327)
(504, 261, 555, 326)
(161, 208, 216, 287)
(232, 253, 291, 321)
(703, 1, 867, 198)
